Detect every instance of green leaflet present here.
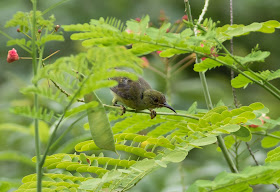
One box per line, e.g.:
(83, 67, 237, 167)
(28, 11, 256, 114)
(261, 131, 280, 148)
(232, 126, 252, 142)
(266, 146, 280, 163)
(39, 34, 64, 45)
(10, 106, 55, 123)
(84, 92, 115, 152)
(217, 20, 280, 41)
(187, 161, 280, 192)
(189, 136, 217, 147)
(0, 182, 11, 192)
(65, 101, 98, 118)
(231, 69, 280, 88)
(193, 55, 234, 72)
(236, 50, 270, 65)
(267, 69, 280, 81)
(0, 123, 30, 135)
(0, 151, 35, 168)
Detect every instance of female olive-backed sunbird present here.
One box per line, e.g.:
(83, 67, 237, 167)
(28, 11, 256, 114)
(110, 76, 176, 119)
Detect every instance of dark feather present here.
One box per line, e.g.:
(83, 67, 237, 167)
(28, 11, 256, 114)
(110, 77, 151, 101)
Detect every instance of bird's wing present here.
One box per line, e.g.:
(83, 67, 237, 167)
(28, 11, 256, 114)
(110, 77, 151, 100)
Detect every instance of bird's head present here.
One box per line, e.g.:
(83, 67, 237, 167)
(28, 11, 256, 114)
(143, 89, 176, 113)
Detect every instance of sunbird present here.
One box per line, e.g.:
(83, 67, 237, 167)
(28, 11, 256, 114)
(110, 76, 176, 119)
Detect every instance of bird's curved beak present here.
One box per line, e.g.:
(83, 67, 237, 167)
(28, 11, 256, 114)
(163, 103, 177, 114)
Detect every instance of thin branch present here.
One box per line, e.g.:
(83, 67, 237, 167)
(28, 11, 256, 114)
(42, 0, 70, 15)
(229, 0, 239, 108)
(147, 65, 167, 78)
(245, 142, 259, 166)
(0, 31, 32, 54)
(197, 0, 210, 25)
(103, 104, 199, 120)
(173, 57, 196, 75)
(253, 132, 280, 140)
(171, 53, 196, 72)
(246, 141, 279, 189)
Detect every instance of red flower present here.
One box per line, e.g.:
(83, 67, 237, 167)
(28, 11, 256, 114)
(7, 48, 19, 63)
(156, 51, 162, 54)
(135, 18, 141, 22)
(141, 57, 149, 68)
(182, 15, 188, 21)
(248, 114, 270, 128)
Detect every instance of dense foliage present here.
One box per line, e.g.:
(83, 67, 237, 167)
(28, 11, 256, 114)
(0, 1, 280, 192)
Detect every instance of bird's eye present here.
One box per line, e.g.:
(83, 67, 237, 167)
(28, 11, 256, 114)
(154, 98, 159, 103)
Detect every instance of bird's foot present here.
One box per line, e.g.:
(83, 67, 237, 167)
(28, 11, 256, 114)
(149, 109, 157, 119)
(112, 101, 126, 116)
(120, 105, 126, 116)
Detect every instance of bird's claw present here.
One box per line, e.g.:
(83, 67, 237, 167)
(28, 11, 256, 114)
(120, 105, 126, 116)
(149, 109, 157, 119)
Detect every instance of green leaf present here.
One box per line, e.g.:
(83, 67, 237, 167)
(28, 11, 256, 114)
(189, 136, 217, 146)
(237, 51, 270, 65)
(162, 151, 188, 163)
(0, 123, 30, 134)
(221, 124, 240, 133)
(84, 92, 115, 152)
(187, 161, 280, 192)
(0, 182, 11, 192)
(30, 120, 50, 143)
(261, 131, 280, 148)
(193, 56, 234, 72)
(265, 146, 280, 163)
(231, 71, 254, 88)
(233, 126, 252, 142)
(65, 101, 98, 117)
(159, 48, 189, 58)
(10, 106, 55, 122)
(249, 102, 264, 110)
(186, 102, 198, 114)
(267, 69, 280, 81)
(79, 178, 102, 190)
(40, 34, 64, 45)
(0, 151, 35, 168)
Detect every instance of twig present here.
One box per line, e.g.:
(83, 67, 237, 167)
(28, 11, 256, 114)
(245, 142, 259, 166)
(103, 104, 199, 120)
(173, 57, 196, 75)
(171, 53, 196, 72)
(229, 0, 239, 108)
(253, 132, 280, 140)
(197, 0, 210, 25)
(147, 65, 167, 78)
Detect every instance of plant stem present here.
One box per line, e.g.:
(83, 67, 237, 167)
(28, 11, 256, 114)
(31, 0, 42, 191)
(253, 132, 280, 140)
(165, 59, 172, 104)
(217, 136, 238, 173)
(229, 0, 239, 108)
(185, 0, 238, 173)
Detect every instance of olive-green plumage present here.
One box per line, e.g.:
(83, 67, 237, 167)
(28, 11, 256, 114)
(110, 76, 176, 118)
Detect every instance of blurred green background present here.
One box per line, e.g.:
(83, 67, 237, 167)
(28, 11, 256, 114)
(0, 0, 279, 191)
